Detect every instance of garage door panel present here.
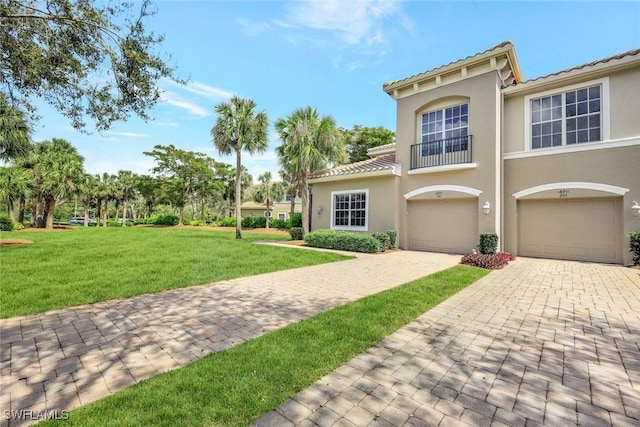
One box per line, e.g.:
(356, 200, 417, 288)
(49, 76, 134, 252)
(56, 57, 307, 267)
(518, 198, 621, 264)
(408, 199, 477, 254)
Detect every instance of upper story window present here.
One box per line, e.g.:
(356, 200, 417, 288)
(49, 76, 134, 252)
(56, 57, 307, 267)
(527, 79, 609, 150)
(285, 194, 291, 202)
(421, 104, 469, 155)
(331, 189, 368, 231)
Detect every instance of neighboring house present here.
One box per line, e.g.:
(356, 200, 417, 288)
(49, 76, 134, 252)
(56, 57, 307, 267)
(309, 42, 639, 265)
(238, 192, 302, 220)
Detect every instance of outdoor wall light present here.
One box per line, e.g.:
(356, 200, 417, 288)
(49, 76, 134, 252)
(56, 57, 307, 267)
(482, 202, 491, 215)
(632, 201, 640, 217)
(317, 206, 323, 215)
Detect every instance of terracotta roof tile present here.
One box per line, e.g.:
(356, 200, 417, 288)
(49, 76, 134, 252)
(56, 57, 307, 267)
(383, 41, 513, 88)
(513, 47, 640, 86)
(367, 142, 397, 156)
(310, 154, 397, 179)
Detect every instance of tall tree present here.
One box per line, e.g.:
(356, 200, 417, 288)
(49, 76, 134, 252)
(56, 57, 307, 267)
(275, 107, 342, 234)
(144, 144, 215, 226)
(253, 172, 285, 229)
(279, 167, 300, 215)
(211, 96, 268, 239)
(0, 95, 31, 161)
(342, 125, 395, 163)
(97, 173, 118, 226)
(116, 170, 136, 226)
(29, 138, 84, 229)
(0, 164, 31, 221)
(76, 173, 98, 227)
(0, 0, 182, 131)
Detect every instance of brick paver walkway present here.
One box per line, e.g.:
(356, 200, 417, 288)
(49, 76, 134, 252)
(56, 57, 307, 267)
(0, 250, 460, 426)
(254, 259, 640, 426)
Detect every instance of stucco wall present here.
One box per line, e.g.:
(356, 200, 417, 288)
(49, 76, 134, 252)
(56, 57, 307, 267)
(310, 175, 397, 233)
(503, 145, 640, 265)
(394, 71, 502, 248)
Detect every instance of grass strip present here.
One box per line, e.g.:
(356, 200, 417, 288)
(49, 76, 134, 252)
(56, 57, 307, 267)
(45, 265, 488, 427)
(1, 227, 350, 318)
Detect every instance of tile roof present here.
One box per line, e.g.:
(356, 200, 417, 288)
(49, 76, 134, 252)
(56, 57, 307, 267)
(514, 47, 640, 86)
(383, 41, 513, 89)
(367, 142, 397, 156)
(310, 153, 397, 179)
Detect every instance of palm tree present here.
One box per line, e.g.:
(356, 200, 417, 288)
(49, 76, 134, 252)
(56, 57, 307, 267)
(0, 165, 32, 221)
(29, 138, 85, 229)
(253, 172, 285, 229)
(275, 107, 342, 234)
(77, 174, 98, 227)
(211, 96, 268, 239)
(117, 170, 136, 227)
(279, 167, 300, 216)
(0, 95, 31, 161)
(97, 173, 118, 227)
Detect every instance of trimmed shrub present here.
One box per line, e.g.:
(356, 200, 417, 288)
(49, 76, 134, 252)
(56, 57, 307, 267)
(478, 233, 499, 254)
(372, 232, 391, 251)
(241, 216, 266, 228)
(289, 227, 304, 240)
(215, 217, 236, 227)
(290, 212, 302, 228)
(304, 229, 382, 253)
(386, 230, 398, 248)
(189, 220, 206, 226)
(0, 215, 13, 231)
(12, 221, 24, 230)
(269, 218, 288, 229)
(460, 252, 515, 270)
(154, 214, 179, 226)
(630, 231, 640, 266)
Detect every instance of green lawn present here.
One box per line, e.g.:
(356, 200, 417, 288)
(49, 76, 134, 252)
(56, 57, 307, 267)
(43, 265, 487, 427)
(0, 227, 351, 318)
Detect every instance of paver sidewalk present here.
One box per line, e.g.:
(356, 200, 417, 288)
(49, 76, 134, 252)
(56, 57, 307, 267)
(254, 258, 640, 426)
(0, 250, 460, 427)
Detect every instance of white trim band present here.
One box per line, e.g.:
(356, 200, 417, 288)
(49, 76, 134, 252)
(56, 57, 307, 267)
(512, 182, 629, 199)
(404, 185, 482, 200)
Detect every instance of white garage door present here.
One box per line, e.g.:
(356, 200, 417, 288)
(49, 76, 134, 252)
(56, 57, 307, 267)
(518, 198, 622, 263)
(407, 198, 478, 254)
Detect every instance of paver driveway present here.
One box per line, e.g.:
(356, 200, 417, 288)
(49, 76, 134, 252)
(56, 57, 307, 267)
(0, 250, 460, 427)
(254, 258, 640, 427)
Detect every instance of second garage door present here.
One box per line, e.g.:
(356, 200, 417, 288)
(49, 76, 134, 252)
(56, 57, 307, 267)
(518, 198, 622, 263)
(408, 198, 478, 253)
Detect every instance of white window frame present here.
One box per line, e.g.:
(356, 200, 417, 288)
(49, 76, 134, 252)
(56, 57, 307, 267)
(277, 212, 286, 220)
(263, 211, 272, 218)
(420, 103, 469, 155)
(330, 189, 369, 231)
(524, 77, 610, 152)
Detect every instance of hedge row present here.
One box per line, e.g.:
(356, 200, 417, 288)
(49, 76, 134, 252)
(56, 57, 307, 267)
(302, 229, 399, 253)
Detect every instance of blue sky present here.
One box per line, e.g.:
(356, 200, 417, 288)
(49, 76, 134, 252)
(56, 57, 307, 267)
(31, 0, 640, 183)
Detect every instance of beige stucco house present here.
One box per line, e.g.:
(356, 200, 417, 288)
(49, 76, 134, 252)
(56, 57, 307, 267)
(238, 194, 302, 221)
(309, 42, 640, 265)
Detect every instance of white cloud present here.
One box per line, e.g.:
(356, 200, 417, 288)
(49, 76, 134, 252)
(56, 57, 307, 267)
(182, 81, 234, 101)
(160, 91, 210, 117)
(108, 131, 151, 138)
(153, 121, 179, 127)
(286, 0, 401, 46)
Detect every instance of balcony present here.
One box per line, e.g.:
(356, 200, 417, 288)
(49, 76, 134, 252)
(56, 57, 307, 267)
(410, 135, 473, 170)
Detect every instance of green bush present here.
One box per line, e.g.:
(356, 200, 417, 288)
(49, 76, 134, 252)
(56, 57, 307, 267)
(371, 232, 391, 251)
(12, 221, 24, 230)
(0, 215, 14, 231)
(630, 231, 640, 266)
(106, 220, 120, 227)
(215, 217, 236, 227)
(290, 212, 302, 228)
(189, 220, 206, 226)
(478, 233, 499, 254)
(304, 229, 382, 253)
(154, 214, 179, 226)
(289, 227, 304, 240)
(269, 218, 289, 229)
(241, 216, 266, 228)
(386, 230, 398, 248)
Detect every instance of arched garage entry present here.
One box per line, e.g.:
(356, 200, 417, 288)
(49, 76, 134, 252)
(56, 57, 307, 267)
(513, 182, 628, 264)
(404, 185, 481, 254)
